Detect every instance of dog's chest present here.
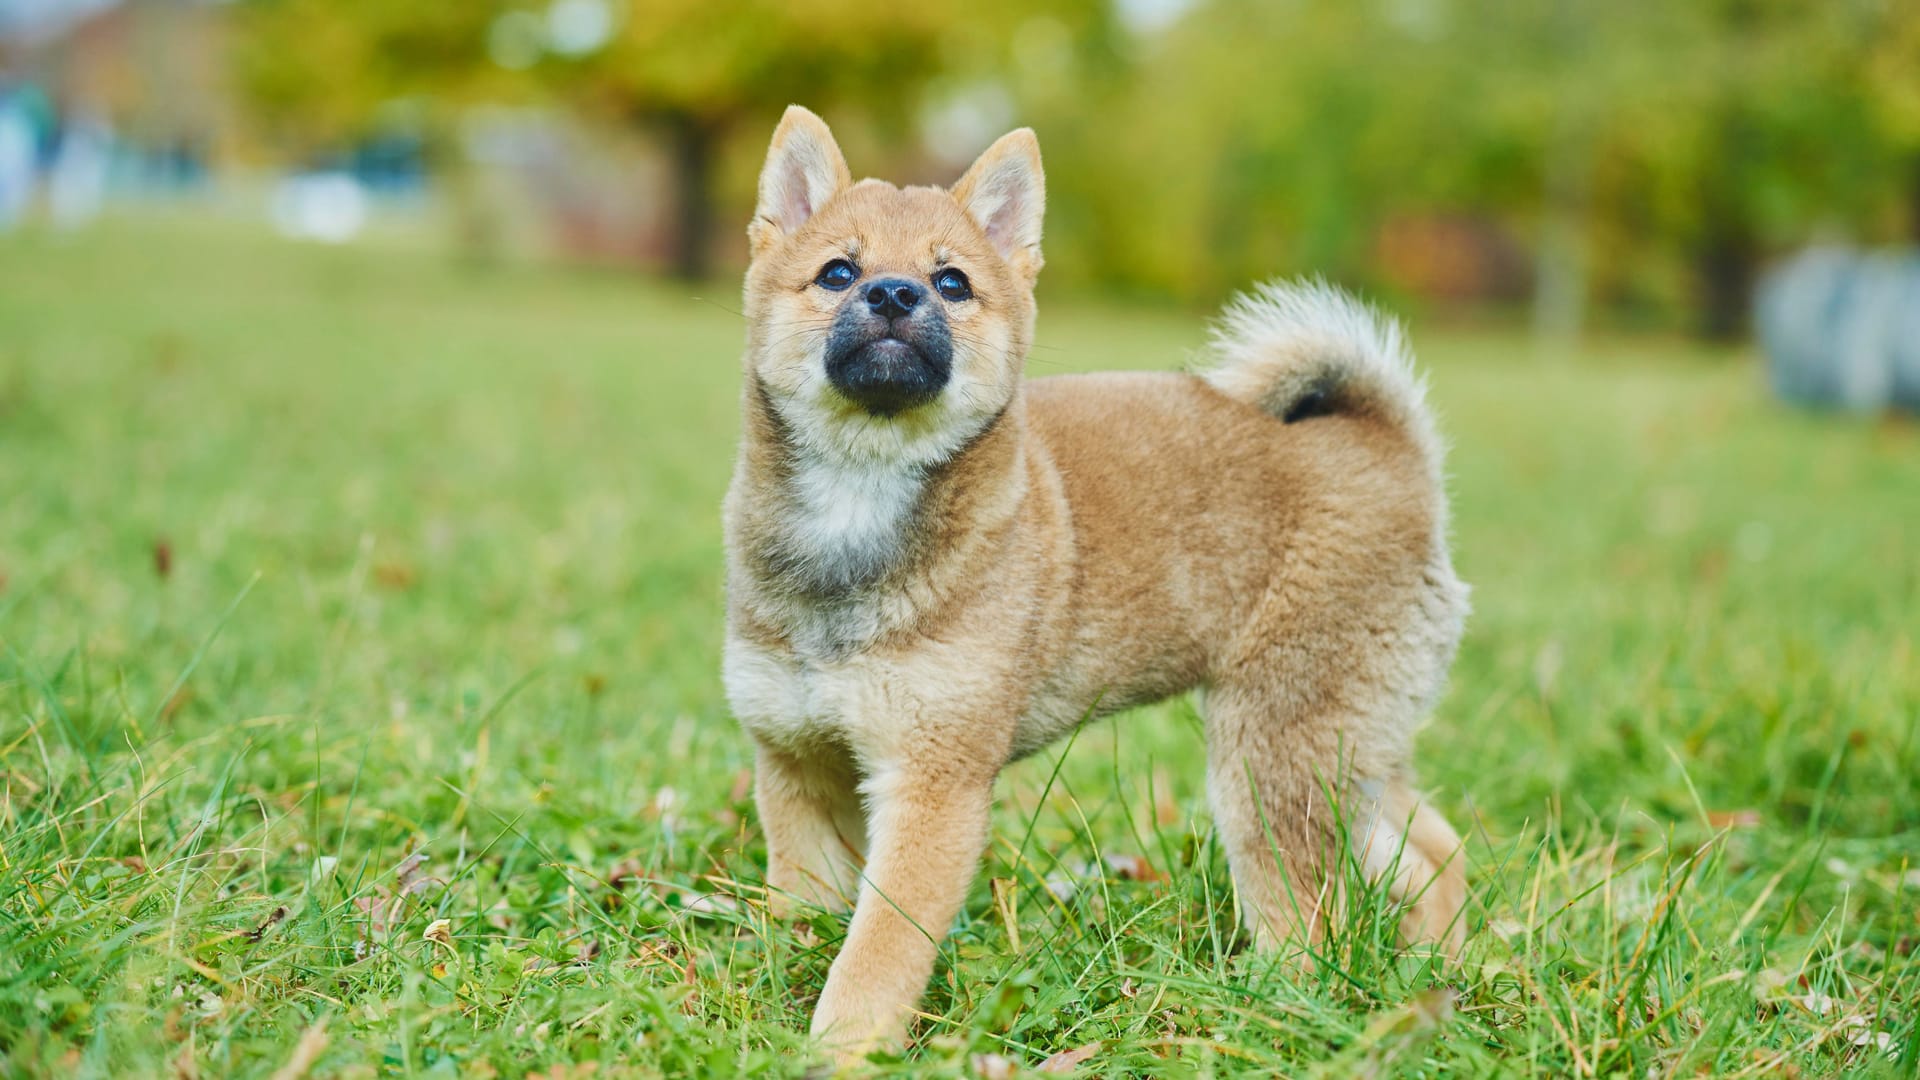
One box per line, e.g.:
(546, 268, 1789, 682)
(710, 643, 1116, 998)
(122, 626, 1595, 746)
(722, 635, 887, 751)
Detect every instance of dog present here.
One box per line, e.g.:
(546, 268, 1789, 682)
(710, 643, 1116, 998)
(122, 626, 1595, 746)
(723, 105, 1470, 1063)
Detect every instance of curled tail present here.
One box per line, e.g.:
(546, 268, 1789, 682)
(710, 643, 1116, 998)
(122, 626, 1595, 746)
(1199, 278, 1443, 482)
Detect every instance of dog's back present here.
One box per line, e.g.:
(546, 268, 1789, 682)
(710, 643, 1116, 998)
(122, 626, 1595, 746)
(1017, 297, 1463, 753)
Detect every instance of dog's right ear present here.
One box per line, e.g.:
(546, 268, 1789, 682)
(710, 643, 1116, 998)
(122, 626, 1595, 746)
(750, 106, 851, 257)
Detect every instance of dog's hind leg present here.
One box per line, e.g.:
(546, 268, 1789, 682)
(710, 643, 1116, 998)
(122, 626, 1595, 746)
(1351, 778, 1467, 954)
(1200, 682, 1467, 957)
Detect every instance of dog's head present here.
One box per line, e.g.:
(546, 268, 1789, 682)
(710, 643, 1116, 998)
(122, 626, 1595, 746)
(741, 106, 1044, 466)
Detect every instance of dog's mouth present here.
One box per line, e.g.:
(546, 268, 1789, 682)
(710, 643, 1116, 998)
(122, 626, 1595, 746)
(825, 334, 952, 417)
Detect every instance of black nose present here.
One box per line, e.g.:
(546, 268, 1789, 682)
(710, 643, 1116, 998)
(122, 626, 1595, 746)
(864, 278, 923, 320)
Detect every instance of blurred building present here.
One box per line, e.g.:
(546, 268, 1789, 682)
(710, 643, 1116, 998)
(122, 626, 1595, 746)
(3, 0, 230, 163)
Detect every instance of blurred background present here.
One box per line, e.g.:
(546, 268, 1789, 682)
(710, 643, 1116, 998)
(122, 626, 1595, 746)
(3, 6, 1918, 1074)
(3, 0, 1918, 358)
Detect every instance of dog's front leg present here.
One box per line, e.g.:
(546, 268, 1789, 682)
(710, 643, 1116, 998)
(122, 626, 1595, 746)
(808, 759, 994, 1063)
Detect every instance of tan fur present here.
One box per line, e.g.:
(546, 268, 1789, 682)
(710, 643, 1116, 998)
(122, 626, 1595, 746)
(724, 106, 1471, 1065)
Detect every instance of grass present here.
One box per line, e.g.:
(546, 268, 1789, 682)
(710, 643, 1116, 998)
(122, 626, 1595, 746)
(1, 212, 1915, 1078)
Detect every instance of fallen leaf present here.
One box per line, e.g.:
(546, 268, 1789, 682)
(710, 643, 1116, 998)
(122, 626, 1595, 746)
(394, 852, 427, 891)
(246, 906, 289, 943)
(372, 560, 416, 591)
(1104, 853, 1166, 884)
(1848, 1027, 1890, 1048)
(354, 895, 395, 937)
(678, 892, 737, 918)
(1036, 1042, 1102, 1073)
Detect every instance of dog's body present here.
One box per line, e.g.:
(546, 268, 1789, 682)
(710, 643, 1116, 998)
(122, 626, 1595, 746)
(723, 107, 1469, 1061)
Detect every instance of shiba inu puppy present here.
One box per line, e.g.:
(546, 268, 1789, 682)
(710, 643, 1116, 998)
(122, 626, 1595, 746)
(723, 105, 1470, 1063)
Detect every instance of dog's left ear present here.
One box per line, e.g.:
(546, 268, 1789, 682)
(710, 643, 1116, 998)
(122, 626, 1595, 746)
(953, 128, 1045, 282)
(750, 105, 852, 257)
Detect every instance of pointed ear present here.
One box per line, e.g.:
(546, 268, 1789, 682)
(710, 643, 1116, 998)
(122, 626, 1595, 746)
(952, 128, 1045, 280)
(750, 106, 851, 256)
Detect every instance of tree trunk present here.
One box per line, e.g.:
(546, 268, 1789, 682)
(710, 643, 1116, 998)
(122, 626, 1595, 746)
(1531, 125, 1592, 362)
(1910, 154, 1920, 244)
(1694, 219, 1756, 342)
(663, 113, 718, 281)
(1529, 0, 1591, 362)
(1691, 107, 1761, 342)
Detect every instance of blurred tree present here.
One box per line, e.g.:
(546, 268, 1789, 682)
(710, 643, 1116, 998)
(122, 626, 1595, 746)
(545, 0, 1113, 278)
(232, 0, 515, 259)
(234, 0, 1111, 279)
(231, 0, 1920, 335)
(1862, 0, 1920, 242)
(1602, 0, 1912, 339)
(1025, 0, 1920, 340)
(233, 0, 508, 156)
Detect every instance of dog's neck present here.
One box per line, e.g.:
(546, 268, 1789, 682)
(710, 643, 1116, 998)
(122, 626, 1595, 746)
(729, 382, 1027, 647)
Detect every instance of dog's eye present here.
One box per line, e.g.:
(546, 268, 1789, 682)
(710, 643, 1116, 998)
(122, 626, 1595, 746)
(932, 267, 972, 302)
(815, 259, 858, 291)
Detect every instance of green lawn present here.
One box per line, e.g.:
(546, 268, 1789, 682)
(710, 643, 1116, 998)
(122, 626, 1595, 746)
(1, 214, 1915, 1078)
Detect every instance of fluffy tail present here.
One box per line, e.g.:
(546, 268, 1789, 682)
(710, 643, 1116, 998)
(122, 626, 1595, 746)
(1199, 279, 1443, 480)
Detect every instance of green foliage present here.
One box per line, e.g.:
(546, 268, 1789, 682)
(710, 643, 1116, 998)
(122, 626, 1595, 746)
(231, 0, 511, 155)
(226, 1, 1920, 324)
(1025, 0, 1920, 312)
(1, 216, 1916, 1076)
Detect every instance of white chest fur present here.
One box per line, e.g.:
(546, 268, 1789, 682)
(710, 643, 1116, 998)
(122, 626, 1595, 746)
(780, 455, 925, 591)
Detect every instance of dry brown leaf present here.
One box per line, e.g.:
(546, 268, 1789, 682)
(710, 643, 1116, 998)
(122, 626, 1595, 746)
(1104, 853, 1166, 884)
(678, 892, 737, 918)
(354, 894, 396, 937)
(1036, 1042, 1102, 1073)
(394, 852, 428, 891)
(246, 906, 289, 944)
(1706, 809, 1761, 829)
